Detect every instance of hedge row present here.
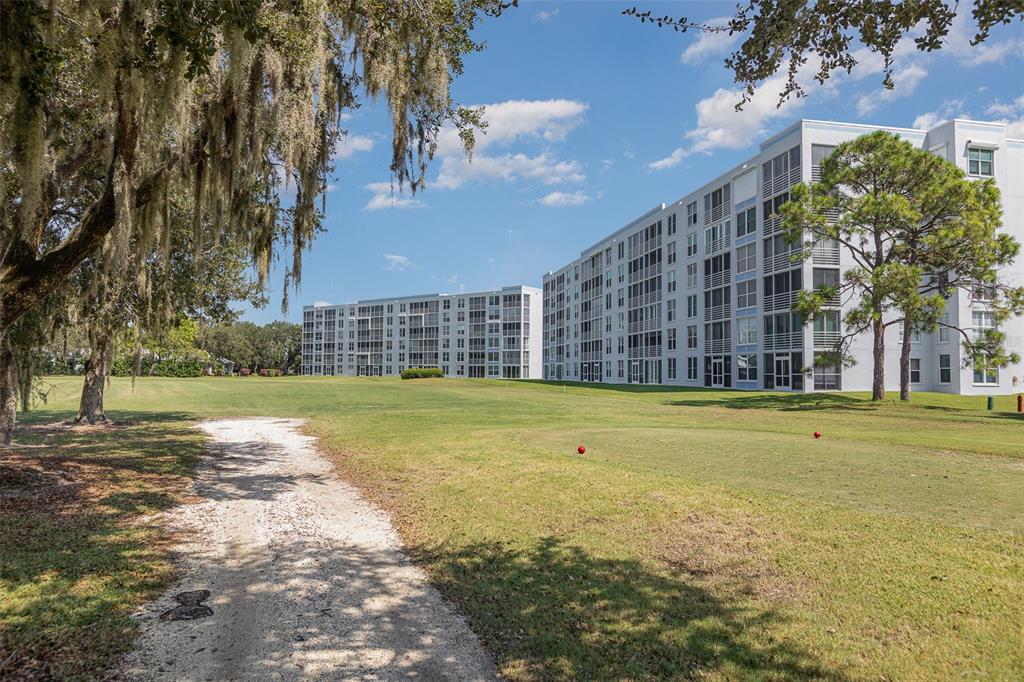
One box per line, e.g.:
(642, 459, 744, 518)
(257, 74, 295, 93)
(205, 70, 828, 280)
(400, 367, 444, 380)
(111, 356, 204, 377)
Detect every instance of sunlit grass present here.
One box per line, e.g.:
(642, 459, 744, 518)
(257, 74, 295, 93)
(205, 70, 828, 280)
(5, 375, 1023, 679)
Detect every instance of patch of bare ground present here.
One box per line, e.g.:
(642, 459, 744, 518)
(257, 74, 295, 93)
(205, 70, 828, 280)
(653, 508, 805, 603)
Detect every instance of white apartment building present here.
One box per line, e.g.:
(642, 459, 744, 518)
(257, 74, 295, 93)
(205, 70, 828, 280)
(543, 119, 1024, 394)
(302, 285, 542, 379)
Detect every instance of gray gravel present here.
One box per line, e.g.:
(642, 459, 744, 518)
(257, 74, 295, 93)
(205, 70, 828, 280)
(118, 417, 497, 681)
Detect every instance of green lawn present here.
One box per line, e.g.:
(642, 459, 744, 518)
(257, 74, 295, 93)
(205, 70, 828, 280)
(3, 376, 1023, 680)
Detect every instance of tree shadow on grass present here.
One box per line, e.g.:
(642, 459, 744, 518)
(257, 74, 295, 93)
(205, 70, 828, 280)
(0, 415, 203, 679)
(411, 537, 845, 680)
(665, 392, 874, 412)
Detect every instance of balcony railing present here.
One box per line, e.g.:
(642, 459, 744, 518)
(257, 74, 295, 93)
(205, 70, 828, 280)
(813, 330, 841, 347)
(704, 338, 732, 354)
(705, 234, 732, 255)
(764, 290, 797, 311)
(812, 246, 840, 266)
(704, 269, 731, 290)
(704, 303, 731, 322)
(762, 164, 802, 198)
(763, 332, 802, 350)
(764, 251, 803, 273)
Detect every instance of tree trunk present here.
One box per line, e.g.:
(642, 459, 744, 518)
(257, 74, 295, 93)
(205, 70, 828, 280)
(872, 316, 886, 401)
(76, 332, 110, 424)
(899, 318, 912, 401)
(0, 343, 17, 446)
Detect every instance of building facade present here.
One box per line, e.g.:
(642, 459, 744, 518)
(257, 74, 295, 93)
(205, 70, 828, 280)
(302, 286, 542, 379)
(543, 119, 1024, 394)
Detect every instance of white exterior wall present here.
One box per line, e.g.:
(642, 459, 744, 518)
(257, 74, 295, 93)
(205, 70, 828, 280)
(301, 285, 543, 379)
(542, 118, 1024, 394)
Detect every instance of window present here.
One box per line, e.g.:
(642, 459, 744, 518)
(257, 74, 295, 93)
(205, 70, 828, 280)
(667, 327, 677, 351)
(686, 233, 698, 257)
(667, 213, 677, 236)
(972, 310, 994, 339)
(967, 147, 993, 176)
(668, 357, 677, 379)
(687, 262, 698, 288)
(687, 356, 698, 380)
(686, 201, 698, 226)
(686, 295, 698, 318)
(667, 299, 677, 322)
(938, 354, 951, 384)
(667, 270, 677, 293)
(736, 244, 756, 274)
(736, 207, 757, 237)
(812, 268, 839, 291)
(737, 316, 758, 344)
(737, 353, 758, 381)
(667, 241, 677, 265)
(974, 357, 998, 385)
(736, 279, 757, 309)
(910, 358, 921, 383)
(687, 325, 697, 349)
(938, 313, 950, 343)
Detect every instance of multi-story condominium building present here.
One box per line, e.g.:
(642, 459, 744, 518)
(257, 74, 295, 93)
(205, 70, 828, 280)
(302, 285, 542, 379)
(543, 119, 1024, 394)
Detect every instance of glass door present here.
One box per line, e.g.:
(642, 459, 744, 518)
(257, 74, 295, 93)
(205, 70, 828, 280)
(774, 355, 791, 389)
(711, 357, 725, 387)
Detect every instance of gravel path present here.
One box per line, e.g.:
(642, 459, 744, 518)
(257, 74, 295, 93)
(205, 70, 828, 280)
(118, 417, 497, 681)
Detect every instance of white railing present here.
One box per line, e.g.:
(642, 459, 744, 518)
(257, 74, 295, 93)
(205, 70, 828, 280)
(765, 250, 803, 273)
(813, 330, 841, 347)
(812, 246, 840, 266)
(762, 165, 802, 198)
(704, 338, 732, 354)
(704, 303, 731, 322)
(704, 269, 731, 289)
(763, 332, 802, 350)
(764, 290, 797, 311)
(705, 234, 732, 255)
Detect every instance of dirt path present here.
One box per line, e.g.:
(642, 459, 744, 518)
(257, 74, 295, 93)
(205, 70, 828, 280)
(119, 417, 497, 681)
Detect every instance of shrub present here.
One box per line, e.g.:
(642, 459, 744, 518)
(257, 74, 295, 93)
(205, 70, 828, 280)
(400, 367, 444, 380)
(240, 368, 251, 376)
(264, 368, 282, 377)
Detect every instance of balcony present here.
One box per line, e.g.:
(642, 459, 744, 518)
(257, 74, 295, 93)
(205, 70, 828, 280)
(813, 330, 841, 347)
(704, 303, 731, 322)
(764, 290, 797, 312)
(762, 164, 802, 198)
(705, 234, 732, 256)
(704, 269, 731, 290)
(703, 337, 732, 354)
(764, 250, 803, 273)
(763, 332, 802, 350)
(812, 245, 840, 266)
(628, 318, 661, 334)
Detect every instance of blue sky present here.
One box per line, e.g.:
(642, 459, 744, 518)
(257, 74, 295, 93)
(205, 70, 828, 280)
(244, 1, 1024, 324)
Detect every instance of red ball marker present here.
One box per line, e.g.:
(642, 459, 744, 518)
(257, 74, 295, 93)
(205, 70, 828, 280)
(577, 444, 586, 454)
(813, 431, 822, 439)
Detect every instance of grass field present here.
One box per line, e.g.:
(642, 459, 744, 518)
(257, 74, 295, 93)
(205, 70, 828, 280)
(2, 376, 1022, 680)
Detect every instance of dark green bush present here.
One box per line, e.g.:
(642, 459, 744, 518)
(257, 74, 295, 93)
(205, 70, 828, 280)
(400, 367, 444, 380)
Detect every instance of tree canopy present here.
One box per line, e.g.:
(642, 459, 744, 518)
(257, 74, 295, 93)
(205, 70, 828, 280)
(779, 131, 1023, 400)
(624, 1, 1023, 107)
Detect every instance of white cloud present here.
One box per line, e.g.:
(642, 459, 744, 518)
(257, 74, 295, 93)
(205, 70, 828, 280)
(681, 19, 742, 64)
(912, 98, 969, 130)
(432, 99, 588, 190)
(334, 134, 375, 159)
(436, 153, 584, 190)
(855, 63, 929, 117)
(600, 158, 615, 172)
(984, 96, 1024, 139)
(539, 190, 593, 207)
(363, 181, 424, 211)
(648, 69, 806, 170)
(443, 274, 466, 293)
(535, 8, 559, 22)
(943, 13, 1024, 66)
(383, 254, 411, 271)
